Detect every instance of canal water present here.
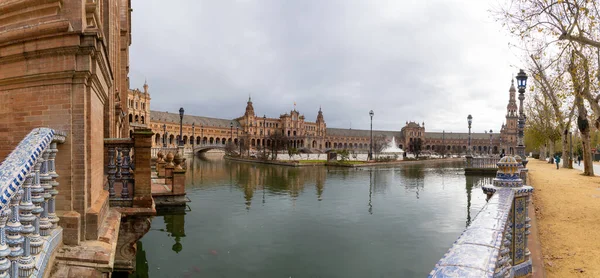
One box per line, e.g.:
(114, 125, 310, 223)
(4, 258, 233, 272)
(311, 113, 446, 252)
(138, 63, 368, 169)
(128, 155, 491, 278)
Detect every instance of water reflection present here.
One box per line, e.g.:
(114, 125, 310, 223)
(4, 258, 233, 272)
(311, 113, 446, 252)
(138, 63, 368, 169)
(465, 175, 494, 227)
(127, 157, 489, 278)
(185, 158, 468, 210)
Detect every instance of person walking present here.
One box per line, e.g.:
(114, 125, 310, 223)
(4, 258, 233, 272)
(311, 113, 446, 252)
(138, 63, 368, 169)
(554, 154, 561, 169)
(578, 155, 582, 166)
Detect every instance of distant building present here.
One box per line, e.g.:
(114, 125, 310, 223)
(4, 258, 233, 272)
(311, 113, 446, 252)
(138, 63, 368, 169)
(144, 81, 518, 155)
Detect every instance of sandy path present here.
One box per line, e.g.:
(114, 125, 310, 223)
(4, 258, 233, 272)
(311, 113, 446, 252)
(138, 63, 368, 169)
(528, 159, 600, 277)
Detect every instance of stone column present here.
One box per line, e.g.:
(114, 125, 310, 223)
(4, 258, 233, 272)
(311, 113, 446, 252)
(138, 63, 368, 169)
(48, 141, 60, 229)
(18, 174, 35, 277)
(7, 189, 23, 277)
(29, 159, 43, 254)
(133, 129, 154, 208)
(39, 151, 51, 236)
(0, 210, 10, 278)
(165, 153, 175, 187)
(30, 157, 44, 255)
(121, 146, 131, 199)
(107, 146, 117, 198)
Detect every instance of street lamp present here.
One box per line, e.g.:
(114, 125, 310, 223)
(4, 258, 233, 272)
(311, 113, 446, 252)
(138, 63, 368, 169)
(162, 124, 167, 147)
(467, 114, 473, 156)
(201, 125, 204, 145)
(237, 127, 240, 155)
(369, 110, 374, 160)
(263, 115, 267, 159)
(515, 69, 528, 164)
(442, 130, 445, 158)
(230, 121, 233, 145)
(489, 129, 493, 156)
(178, 107, 184, 146)
(192, 122, 195, 149)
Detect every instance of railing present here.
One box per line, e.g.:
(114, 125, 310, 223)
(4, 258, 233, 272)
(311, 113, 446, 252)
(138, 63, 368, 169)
(430, 156, 533, 277)
(466, 157, 501, 169)
(429, 190, 514, 277)
(151, 147, 178, 158)
(193, 144, 227, 149)
(0, 128, 66, 277)
(105, 139, 135, 203)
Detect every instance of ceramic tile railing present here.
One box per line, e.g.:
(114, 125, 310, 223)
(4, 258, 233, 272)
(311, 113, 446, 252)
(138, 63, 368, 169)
(0, 128, 66, 277)
(430, 156, 533, 278)
(429, 189, 514, 277)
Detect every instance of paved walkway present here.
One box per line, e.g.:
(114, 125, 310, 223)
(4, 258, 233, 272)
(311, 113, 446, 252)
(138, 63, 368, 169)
(571, 160, 600, 175)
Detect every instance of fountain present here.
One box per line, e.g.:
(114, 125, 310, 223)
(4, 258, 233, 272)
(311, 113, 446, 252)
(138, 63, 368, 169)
(380, 137, 404, 159)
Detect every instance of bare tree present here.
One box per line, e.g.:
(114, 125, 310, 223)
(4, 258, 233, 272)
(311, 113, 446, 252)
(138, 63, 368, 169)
(372, 135, 387, 159)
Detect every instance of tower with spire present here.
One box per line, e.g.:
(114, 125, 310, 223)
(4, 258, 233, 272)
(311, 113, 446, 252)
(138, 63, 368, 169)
(502, 80, 519, 154)
(243, 95, 256, 135)
(316, 106, 326, 136)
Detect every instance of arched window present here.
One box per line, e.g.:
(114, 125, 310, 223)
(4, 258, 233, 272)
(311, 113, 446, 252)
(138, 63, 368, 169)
(141, 116, 145, 124)
(129, 114, 133, 123)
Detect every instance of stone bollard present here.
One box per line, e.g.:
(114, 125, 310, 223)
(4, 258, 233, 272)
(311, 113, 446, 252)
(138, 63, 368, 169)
(157, 151, 167, 178)
(164, 152, 175, 187)
(172, 169, 186, 194)
(172, 152, 186, 194)
(174, 152, 183, 170)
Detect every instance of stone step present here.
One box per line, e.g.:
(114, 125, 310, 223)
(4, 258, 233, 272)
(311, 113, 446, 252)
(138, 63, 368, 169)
(51, 209, 122, 275)
(50, 264, 108, 278)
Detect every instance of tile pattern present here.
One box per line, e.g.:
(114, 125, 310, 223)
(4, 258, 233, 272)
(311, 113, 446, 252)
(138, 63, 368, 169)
(513, 196, 526, 265)
(0, 128, 66, 277)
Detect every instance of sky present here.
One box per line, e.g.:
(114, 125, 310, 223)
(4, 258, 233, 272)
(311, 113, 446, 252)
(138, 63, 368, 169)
(129, 0, 522, 133)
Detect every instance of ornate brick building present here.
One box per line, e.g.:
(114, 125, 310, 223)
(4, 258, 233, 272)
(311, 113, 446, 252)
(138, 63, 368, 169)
(146, 80, 518, 156)
(0, 0, 159, 276)
(127, 81, 151, 136)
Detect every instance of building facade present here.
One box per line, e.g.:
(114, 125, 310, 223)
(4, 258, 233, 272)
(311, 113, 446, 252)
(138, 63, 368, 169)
(145, 81, 518, 156)
(127, 82, 152, 136)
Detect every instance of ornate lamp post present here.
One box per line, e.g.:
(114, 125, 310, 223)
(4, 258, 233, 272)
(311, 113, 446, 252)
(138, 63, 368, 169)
(162, 124, 167, 147)
(201, 125, 204, 145)
(442, 130, 445, 158)
(369, 110, 374, 160)
(467, 114, 473, 156)
(489, 129, 493, 156)
(237, 127, 240, 155)
(515, 69, 528, 164)
(178, 107, 184, 146)
(192, 122, 195, 149)
(230, 121, 233, 144)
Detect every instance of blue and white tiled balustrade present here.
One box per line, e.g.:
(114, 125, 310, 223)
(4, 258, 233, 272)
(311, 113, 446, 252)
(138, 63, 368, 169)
(430, 156, 533, 278)
(0, 128, 65, 277)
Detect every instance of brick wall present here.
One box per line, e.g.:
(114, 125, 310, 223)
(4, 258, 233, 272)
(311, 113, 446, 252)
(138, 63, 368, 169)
(0, 0, 132, 245)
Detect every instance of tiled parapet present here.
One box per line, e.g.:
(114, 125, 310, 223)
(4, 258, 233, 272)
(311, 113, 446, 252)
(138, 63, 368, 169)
(0, 128, 66, 277)
(429, 190, 514, 278)
(482, 156, 532, 277)
(432, 156, 533, 277)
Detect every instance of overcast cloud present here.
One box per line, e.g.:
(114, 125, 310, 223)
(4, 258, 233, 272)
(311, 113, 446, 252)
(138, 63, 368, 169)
(129, 0, 520, 133)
